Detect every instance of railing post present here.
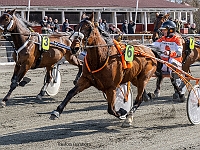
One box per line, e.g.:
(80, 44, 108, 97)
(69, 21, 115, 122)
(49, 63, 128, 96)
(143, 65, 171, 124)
(142, 35, 144, 44)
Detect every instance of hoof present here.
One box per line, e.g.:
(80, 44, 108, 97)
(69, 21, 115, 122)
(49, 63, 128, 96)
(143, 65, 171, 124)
(0, 101, 6, 108)
(117, 108, 127, 119)
(36, 94, 42, 100)
(121, 114, 133, 128)
(153, 91, 160, 98)
(148, 93, 156, 99)
(172, 93, 185, 103)
(49, 110, 60, 120)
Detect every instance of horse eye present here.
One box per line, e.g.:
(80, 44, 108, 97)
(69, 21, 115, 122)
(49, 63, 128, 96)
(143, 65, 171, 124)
(85, 24, 90, 27)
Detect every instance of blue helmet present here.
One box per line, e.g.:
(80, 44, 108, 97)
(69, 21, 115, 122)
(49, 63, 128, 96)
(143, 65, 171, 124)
(160, 20, 176, 33)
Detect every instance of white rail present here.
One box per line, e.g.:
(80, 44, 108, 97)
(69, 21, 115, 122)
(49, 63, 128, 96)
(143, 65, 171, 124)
(2, 33, 197, 66)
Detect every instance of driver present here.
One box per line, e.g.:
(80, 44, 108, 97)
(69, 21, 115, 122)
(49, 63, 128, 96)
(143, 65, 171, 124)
(151, 20, 186, 102)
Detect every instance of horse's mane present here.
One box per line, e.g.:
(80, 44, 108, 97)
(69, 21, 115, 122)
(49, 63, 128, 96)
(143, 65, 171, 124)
(15, 13, 39, 28)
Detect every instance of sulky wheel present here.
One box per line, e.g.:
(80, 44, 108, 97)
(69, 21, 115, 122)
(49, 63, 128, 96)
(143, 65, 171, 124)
(45, 66, 61, 96)
(187, 85, 200, 125)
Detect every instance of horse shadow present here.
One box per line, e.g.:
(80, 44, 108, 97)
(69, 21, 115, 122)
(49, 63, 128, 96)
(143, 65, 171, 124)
(0, 118, 121, 146)
(37, 100, 108, 115)
(141, 94, 188, 106)
(5, 95, 57, 106)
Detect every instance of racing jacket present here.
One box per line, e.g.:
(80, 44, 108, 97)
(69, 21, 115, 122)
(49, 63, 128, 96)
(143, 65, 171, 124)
(151, 35, 183, 63)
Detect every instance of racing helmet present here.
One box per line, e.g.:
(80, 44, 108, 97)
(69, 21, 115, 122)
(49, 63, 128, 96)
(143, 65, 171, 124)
(160, 20, 176, 34)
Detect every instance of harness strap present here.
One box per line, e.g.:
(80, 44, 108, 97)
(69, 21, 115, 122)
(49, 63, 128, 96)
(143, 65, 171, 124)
(113, 39, 127, 69)
(15, 33, 31, 61)
(84, 54, 109, 73)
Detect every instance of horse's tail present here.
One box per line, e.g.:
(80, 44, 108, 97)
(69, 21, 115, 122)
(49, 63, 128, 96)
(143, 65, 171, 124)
(151, 48, 163, 77)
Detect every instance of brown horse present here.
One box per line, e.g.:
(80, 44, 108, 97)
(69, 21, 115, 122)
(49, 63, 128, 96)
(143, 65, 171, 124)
(0, 9, 82, 107)
(50, 12, 157, 126)
(152, 13, 170, 42)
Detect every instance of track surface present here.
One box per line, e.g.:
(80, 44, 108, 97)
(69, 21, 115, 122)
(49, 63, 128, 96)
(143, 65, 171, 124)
(0, 63, 200, 150)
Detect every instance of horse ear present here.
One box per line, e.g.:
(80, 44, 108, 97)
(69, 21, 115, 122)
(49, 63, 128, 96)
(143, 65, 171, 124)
(9, 9, 16, 16)
(89, 12, 94, 22)
(81, 12, 87, 20)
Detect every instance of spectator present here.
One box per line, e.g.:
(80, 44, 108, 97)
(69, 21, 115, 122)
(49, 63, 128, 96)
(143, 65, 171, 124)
(40, 16, 48, 27)
(128, 20, 135, 34)
(188, 23, 197, 34)
(179, 20, 184, 29)
(47, 17, 55, 32)
(46, 24, 53, 34)
(62, 19, 69, 32)
(54, 19, 60, 32)
(108, 24, 121, 34)
(108, 24, 115, 34)
(122, 20, 128, 34)
(102, 19, 109, 31)
(173, 19, 180, 33)
(98, 19, 104, 30)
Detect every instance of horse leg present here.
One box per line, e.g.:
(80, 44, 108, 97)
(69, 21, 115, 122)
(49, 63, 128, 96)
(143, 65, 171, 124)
(1, 65, 29, 107)
(64, 52, 83, 85)
(122, 79, 147, 127)
(73, 65, 82, 85)
(10, 64, 31, 87)
(154, 74, 163, 98)
(36, 68, 52, 100)
(50, 77, 91, 120)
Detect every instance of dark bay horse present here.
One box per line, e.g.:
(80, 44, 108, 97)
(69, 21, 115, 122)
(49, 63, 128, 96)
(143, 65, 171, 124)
(50, 12, 157, 126)
(152, 13, 170, 42)
(0, 9, 82, 107)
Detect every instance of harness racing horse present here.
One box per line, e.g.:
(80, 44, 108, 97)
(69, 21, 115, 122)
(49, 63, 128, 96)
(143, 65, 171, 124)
(152, 13, 170, 42)
(50, 12, 157, 126)
(0, 9, 82, 107)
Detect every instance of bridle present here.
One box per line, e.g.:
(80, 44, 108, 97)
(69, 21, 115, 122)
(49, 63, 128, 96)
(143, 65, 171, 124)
(0, 13, 14, 32)
(71, 18, 111, 74)
(70, 18, 94, 52)
(0, 13, 32, 61)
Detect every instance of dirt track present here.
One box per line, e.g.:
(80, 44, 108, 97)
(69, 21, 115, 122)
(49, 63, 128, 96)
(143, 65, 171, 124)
(1, 63, 200, 150)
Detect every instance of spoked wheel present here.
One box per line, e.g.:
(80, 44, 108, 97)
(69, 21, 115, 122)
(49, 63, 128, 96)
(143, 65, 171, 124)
(103, 83, 134, 120)
(44, 65, 62, 96)
(187, 84, 200, 125)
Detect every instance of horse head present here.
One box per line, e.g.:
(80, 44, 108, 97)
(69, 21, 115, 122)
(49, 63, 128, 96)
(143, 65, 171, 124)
(152, 13, 170, 41)
(70, 12, 95, 54)
(0, 9, 16, 33)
